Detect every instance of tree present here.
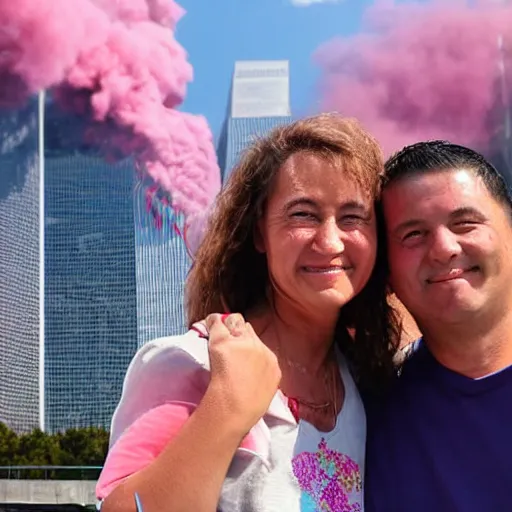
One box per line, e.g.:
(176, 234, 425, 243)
(0, 423, 109, 480)
(0, 422, 20, 465)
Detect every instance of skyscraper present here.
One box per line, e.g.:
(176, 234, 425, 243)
(0, 92, 190, 433)
(217, 60, 293, 180)
(44, 153, 138, 432)
(0, 93, 140, 432)
(134, 185, 191, 347)
(0, 98, 41, 433)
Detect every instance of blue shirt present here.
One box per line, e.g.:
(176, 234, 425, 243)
(365, 340, 512, 512)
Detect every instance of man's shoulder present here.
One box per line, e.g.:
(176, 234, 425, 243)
(365, 339, 426, 413)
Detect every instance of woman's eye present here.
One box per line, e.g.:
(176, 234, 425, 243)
(291, 211, 314, 219)
(339, 214, 368, 227)
(342, 215, 364, 222)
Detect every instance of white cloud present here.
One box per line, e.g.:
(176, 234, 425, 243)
(290, 0, 344, 6)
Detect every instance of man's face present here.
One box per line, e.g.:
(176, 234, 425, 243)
(383, 168, 512, 327)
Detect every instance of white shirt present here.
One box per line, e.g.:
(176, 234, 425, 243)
(97, 327, 366, 511)
(221, 351, 365, 512)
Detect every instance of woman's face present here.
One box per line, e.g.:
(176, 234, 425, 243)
(256, 152, 377, 318)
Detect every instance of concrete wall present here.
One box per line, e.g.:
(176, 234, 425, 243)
(0, 480, 96, 505)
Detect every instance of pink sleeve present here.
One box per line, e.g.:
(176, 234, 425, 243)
(96, 330, 272, 502)
(96, 332, 210, 501)
(96, 402, 196, 499)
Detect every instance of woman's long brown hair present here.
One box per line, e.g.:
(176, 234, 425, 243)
(186, 113, 402, 392)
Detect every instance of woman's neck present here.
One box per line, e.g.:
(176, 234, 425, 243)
(248, 301, 338, 375)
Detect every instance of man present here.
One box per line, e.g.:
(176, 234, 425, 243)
(365, 141, 512, 511)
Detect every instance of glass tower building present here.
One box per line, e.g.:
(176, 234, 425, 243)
(217, 60, 293, 180)
(0, 92, 190, 433)
(0, 97, 41, 433)
(134, 187, 191, 346)
(43, 152, 138, 432)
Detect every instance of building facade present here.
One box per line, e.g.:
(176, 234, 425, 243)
(0, 98, 41, 433)
(134, 183, 191, 346)
(0, 60, 293, 433)
(44, 153, 138, 432)
(0, 92, 190, 433)
(217, 60, 293, 180)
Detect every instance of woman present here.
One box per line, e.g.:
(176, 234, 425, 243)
(97, 113, 402, 512)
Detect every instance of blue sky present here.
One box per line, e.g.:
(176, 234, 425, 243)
(177, 0, 372, 141)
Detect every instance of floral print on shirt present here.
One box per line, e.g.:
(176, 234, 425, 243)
(292, 438, 362, 512)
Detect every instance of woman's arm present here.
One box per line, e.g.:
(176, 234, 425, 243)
(99, 314, 281, 512)
(101, 387, 246, 512)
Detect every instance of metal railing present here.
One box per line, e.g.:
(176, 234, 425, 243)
(0, 466, 102, 480)
(0, 505, 97, 511)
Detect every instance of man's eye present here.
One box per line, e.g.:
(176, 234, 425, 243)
(453, 221, 477, 231)
(403, 230, 423, 241)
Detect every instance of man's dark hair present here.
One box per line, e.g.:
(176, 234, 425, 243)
(383, 140, 512, 213)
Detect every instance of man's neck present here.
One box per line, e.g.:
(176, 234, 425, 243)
(420, 311, 512, 379)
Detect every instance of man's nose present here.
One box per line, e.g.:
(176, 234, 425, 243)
(427, 227, 462, 265)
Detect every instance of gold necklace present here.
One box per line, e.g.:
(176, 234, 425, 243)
(287, 360, 339, 419)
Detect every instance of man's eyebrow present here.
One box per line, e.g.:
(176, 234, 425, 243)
(449, 206, 486, 221)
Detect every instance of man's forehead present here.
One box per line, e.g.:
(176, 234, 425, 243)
(385, 167, 478, 187)
(382, 168, 489, 205)
(382, 168, 510, 227)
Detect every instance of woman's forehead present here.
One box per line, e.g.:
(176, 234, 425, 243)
(270, 153, 374, 203)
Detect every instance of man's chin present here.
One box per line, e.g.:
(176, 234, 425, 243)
(429, 300, 483, 325)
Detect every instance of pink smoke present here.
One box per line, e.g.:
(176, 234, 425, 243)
(0, 0, 221, 220)
(315, 0, 512, 156)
